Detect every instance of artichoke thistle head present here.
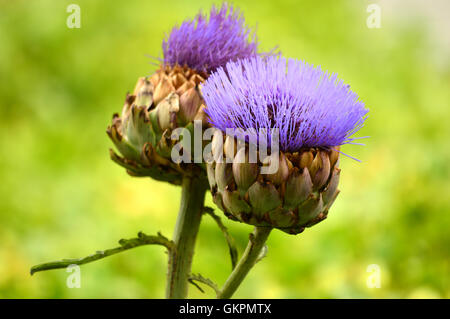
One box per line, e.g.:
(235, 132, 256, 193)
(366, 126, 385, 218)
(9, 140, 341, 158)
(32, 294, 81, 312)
(107, 3, 260, 183)
(203, 56, 368, 234)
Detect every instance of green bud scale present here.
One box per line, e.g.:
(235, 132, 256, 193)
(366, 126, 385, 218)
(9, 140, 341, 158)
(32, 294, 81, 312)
(207, 134, 341, 235)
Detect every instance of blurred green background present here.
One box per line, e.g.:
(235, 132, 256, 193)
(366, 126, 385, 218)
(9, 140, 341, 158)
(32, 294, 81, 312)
(0, 0, 449, 298)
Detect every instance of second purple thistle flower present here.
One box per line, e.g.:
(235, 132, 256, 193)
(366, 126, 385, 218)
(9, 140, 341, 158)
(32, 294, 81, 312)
(107, 3, 261, 184)
(163, 3, 259, 73)
(202, 56, 369, 234)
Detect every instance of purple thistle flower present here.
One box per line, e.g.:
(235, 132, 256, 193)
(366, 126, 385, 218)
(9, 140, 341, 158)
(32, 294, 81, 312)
(162, 3, 259, 74)
(202, 56, 369, 152)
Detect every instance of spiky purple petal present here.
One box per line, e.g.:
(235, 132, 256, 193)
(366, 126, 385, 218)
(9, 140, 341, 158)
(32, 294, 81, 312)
(163, 3, 259, 73)
(202, 56, 369, 152)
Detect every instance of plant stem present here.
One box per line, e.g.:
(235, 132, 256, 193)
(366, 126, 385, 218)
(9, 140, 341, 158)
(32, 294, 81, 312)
(30, 232, 172, 275)
(219, 226, 272, 299)
(166, 175, 207, 299)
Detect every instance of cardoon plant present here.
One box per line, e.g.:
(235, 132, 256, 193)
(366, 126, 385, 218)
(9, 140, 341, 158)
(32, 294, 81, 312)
(202, 56, 368, 297)
(30, 5, 368, 300)
(32, 3, 264, 299)
(107, 3, 262, 299)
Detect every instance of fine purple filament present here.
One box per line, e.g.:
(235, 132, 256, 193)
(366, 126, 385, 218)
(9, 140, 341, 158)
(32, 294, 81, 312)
(163, 3, 259, 73)
(202, 56, 369, 153)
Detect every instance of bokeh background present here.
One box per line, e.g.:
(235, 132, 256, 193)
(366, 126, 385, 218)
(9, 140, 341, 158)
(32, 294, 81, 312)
(0, 0, 449, 298)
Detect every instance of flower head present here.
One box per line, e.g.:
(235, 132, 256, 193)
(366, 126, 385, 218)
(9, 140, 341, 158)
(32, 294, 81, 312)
(163, 3, 259, 74)
(202, 56, 368, 152)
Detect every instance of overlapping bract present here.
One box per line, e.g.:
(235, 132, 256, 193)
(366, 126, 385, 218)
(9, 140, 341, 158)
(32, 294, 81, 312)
(208, 135, 341, 234)
(163, 3, 259, 73)
(107, 66, 207, 184)
(203, 56, 368, 152)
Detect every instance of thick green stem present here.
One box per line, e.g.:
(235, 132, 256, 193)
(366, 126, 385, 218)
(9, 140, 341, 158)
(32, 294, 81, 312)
(166, 176, 207, 299)
(219, 226, 272, 299)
